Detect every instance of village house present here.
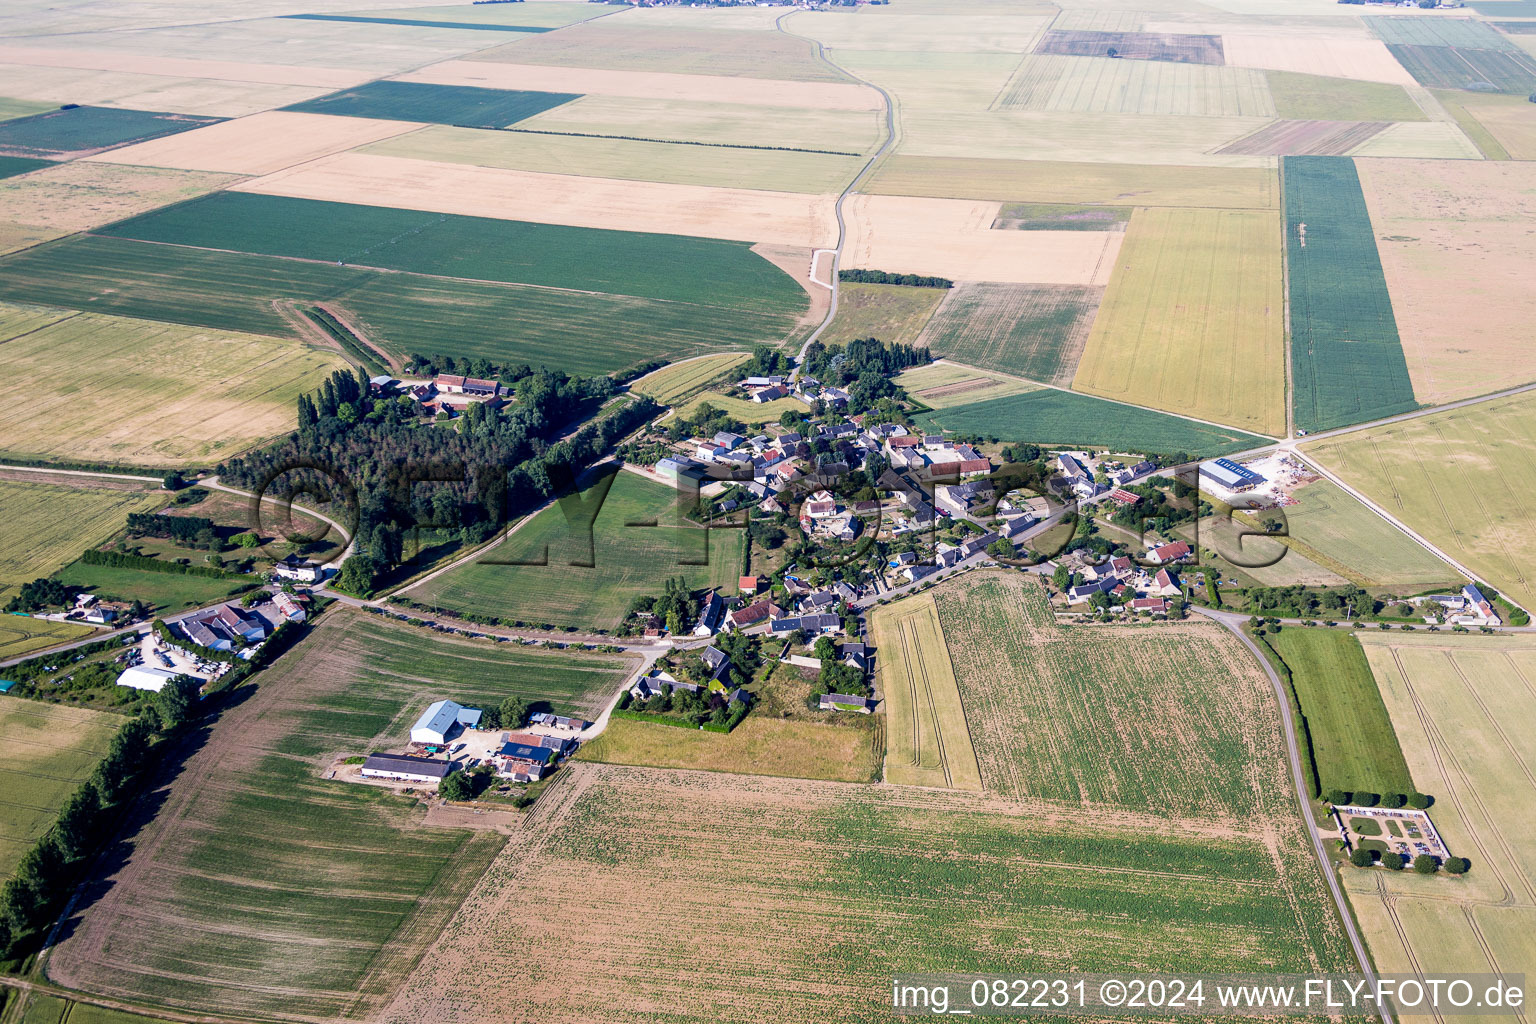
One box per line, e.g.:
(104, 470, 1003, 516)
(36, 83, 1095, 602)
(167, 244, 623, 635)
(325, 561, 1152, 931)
(1146, 541, 1192, 565)
(726, 598, 777, 631)
(1151, 568, 1182, 597)
(360, 753, 451, 786)
(273, 554, 323, 583)
(692, 590, 725, 636)
(819, 692, 875, 713)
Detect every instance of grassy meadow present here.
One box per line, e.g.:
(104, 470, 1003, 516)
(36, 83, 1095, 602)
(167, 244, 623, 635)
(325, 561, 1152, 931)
(630, 354, 750, 407)
(868, 594, 981, 791)
(0, 616, 97, 661)
(0, 480, 165, 603)
(409, 470, 744, 630)
(48, 608, 631, 1019)
(1267, 628, 1414, 796)
(817, 281, 944, 349)
(578, 714, 881, 783)
(673, 391, 806, 426)
(1282, 479, 1458, 588)
(52, 561, 255, 613)
(1304, 391, 1536, 610)
(0, 702, 121, 880)
(1072, 207, 1285, 436)
(918, 282, 1101, 387)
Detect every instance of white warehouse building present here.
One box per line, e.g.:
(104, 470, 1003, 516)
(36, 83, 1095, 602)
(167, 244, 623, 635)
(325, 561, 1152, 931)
(116, 666, 181, 693)
(409, 699, 482, 746)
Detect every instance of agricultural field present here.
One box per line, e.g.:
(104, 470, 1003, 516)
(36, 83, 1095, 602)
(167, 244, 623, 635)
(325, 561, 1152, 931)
(51, 561, 252, 613)
(362, 124, 861, 194)
(995, 55, 1274, 117)
(864, 155, 1279, 207)
(0, 702, 121, 879)
(0, 305, 345, 466)
(1268, 479, 1459, 588)
(992, 202, 1130, 230)
(102, 193, 807, 314)
(0, 480, 165, 602)
(0, 162, 236, 255)
(1266, 628, 1414, 797)
(794, 10, 1053, 52)
(0, 97, 54, 123)
(1365, 16, 1519, 49)
(0, 616, 95, 661)
(1349, 632, 1536, 992)
(916, 282, 1102, 387)
(1434, 89, 1536, 159)
(518, 94, 884, 153)
(380, 761, 1357, 1024)
(0, 106, 219, 159)
(577, 715, 880, 784)
(1177, 513, 1349, 588)
(1072, 207, 1285, 437)
(1283, 156, 1417, 433)
(1303, 391, 1536, 612)
(1356, 159, 1536, 406)
(672, 391, 807, 426)
(1386, 43, 1536, 94)
(408, 470, 744, 631)
(1222, 35, 1418, 86)
(1345, 120, 1481, 160)
(935, 572, 1287, 816)
(1219, 119, 1391, 157)
(0, 236, 796, 375)
(894, 361, 1038, 410)
(466, 21, 848, 82)
(867, 594, 982, 791)
(96, 111, 418, 176)
(282, 81, 579, 128)
(916, 387, 1266, 457)
(1264, 70, 1425, 121)
(325, 2, 604, 30)
(817, 281, 944, 349)
(47, 608, 631, 1020)
(629, 354, 751, 407)
(0, 155, 49, 179)
(1033, 29, 1226, 63)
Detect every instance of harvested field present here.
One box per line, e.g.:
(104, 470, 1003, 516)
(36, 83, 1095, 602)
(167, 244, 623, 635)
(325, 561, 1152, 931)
(577, 715, 881, 784)
(519, 93, 883, 153)
(47, 608, 629, 1020)
(1219, 119, 1391, 157)
(1284, 156, 1416, 433)
(0, 479, 164, 600)
(360, 123, 862, 193)
(408, 470, 744, 630)
(0, 68, 332, 119)
(935, 572, 1290, 815)
(868, 594, 982, 791)
(0, 702, 120, 879)
(1267, 628, 1413, 796)
(379, 761, 1355, 1024)
(1346, 120, 1481, 159)
(93, 110, 419, 175)
(817, 281, 944, 350)
(1304, 391, 1536, 611)
(337, 3, 602, 30)
(1265, 70, 1425, 120)
(993, 203, 1130, 231)
(0, 97, 55, 123)
(630, 354, 751, 407)
(1386, 43, 1536, 93)
(843, 195, 1120, 285)
(917, 283, 1102, 387)
(468, 22, 847, 82)
(1348, 632, 1536, 990)
(996, 55, 1274, 117)
(799, 11, 1054, 52)
(1434, 88, 1536, 158)
(1273, 478, 1458, 588)
(916, 388, 1267, 457)
(894, 361, 1039, 410)
(897, 110, 1273, 166)
(0, 616, 95, 662)
(102, 192, 807, 314)
(1225, 36, 1418, 85)
(865, 155, 1278, 207)
(282, 80, 578, 128)
(0, 236, 799, 375)
(1033, 29, 1226, 64)
(0, 45, 367, 90)
(0, 304, 345, 467)
(1073, 207, 1285, 436)
(0, 105, 218, 160)
(235, 152, 837, 248)
(1357, 159, 1536, 405)
(395, 60, 883, 112)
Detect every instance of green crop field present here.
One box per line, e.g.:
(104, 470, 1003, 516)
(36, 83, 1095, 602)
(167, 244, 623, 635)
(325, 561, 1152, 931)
(917, 282, 1101, 387)
(630, 354, 750, 406)
(386, 759, 1356, 1022)
(0, 616, 96, 661)
(1365, 16, 1519, 49)
(996, 54, 1275, 117)
(1265, 70, 1426, 122)
(0, 702, 121, 880)
(1267, 629, 1414, 796)
(1284, 156, 1417, 432)
(409, 470, 744, 630)
(1386, 44, 1536, 93)
(9, 997, 179, 1024)
(1073, 207, 1285, 437)
(0, 480, 165, 603)
(914, 387, 1265, 457)
(0, 236, 798, 375)
(1282, 478, 1458, 587)
(0, 155, 50, 180)
(1303, 391, 1536, 612)
(0, 107, 220, 160)
(52, 561, 253, 613)
(282, 81, 579, 127)
(815, 281, 945, 349)
(102, 193, 804, 314)
(47, 608, 630, 1019)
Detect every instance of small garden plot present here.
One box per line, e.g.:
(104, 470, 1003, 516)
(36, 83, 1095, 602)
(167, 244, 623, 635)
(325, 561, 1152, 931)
(1034, 29, 1226, 64)
(282, 81, 579, 127)
(0, 106, 220, 160)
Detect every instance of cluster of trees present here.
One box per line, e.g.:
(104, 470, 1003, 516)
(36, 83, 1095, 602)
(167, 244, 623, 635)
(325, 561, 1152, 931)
(1349, 847, 1469, 874)
(224, 362, 654, 587)
(627, 577, 702, 636)
(5, 577, 69, 613)
(836, 269, 953, 288)
(802, 336, 926, 396)
(1238, 584, 1373, 619)
(1328, 788, 1432, 810)
(469, 695, 529, 732)
(738, 344, 792, 379)
(812, 635, 864, 695)
(125, 513, 218, 548)
(404, 353, 539, 384)
(621, 681, 747, 730)
(660, 402, 746, 443)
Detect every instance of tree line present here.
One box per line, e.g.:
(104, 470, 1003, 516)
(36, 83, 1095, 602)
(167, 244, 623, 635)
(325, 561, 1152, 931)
(837, 270, 953, 288)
